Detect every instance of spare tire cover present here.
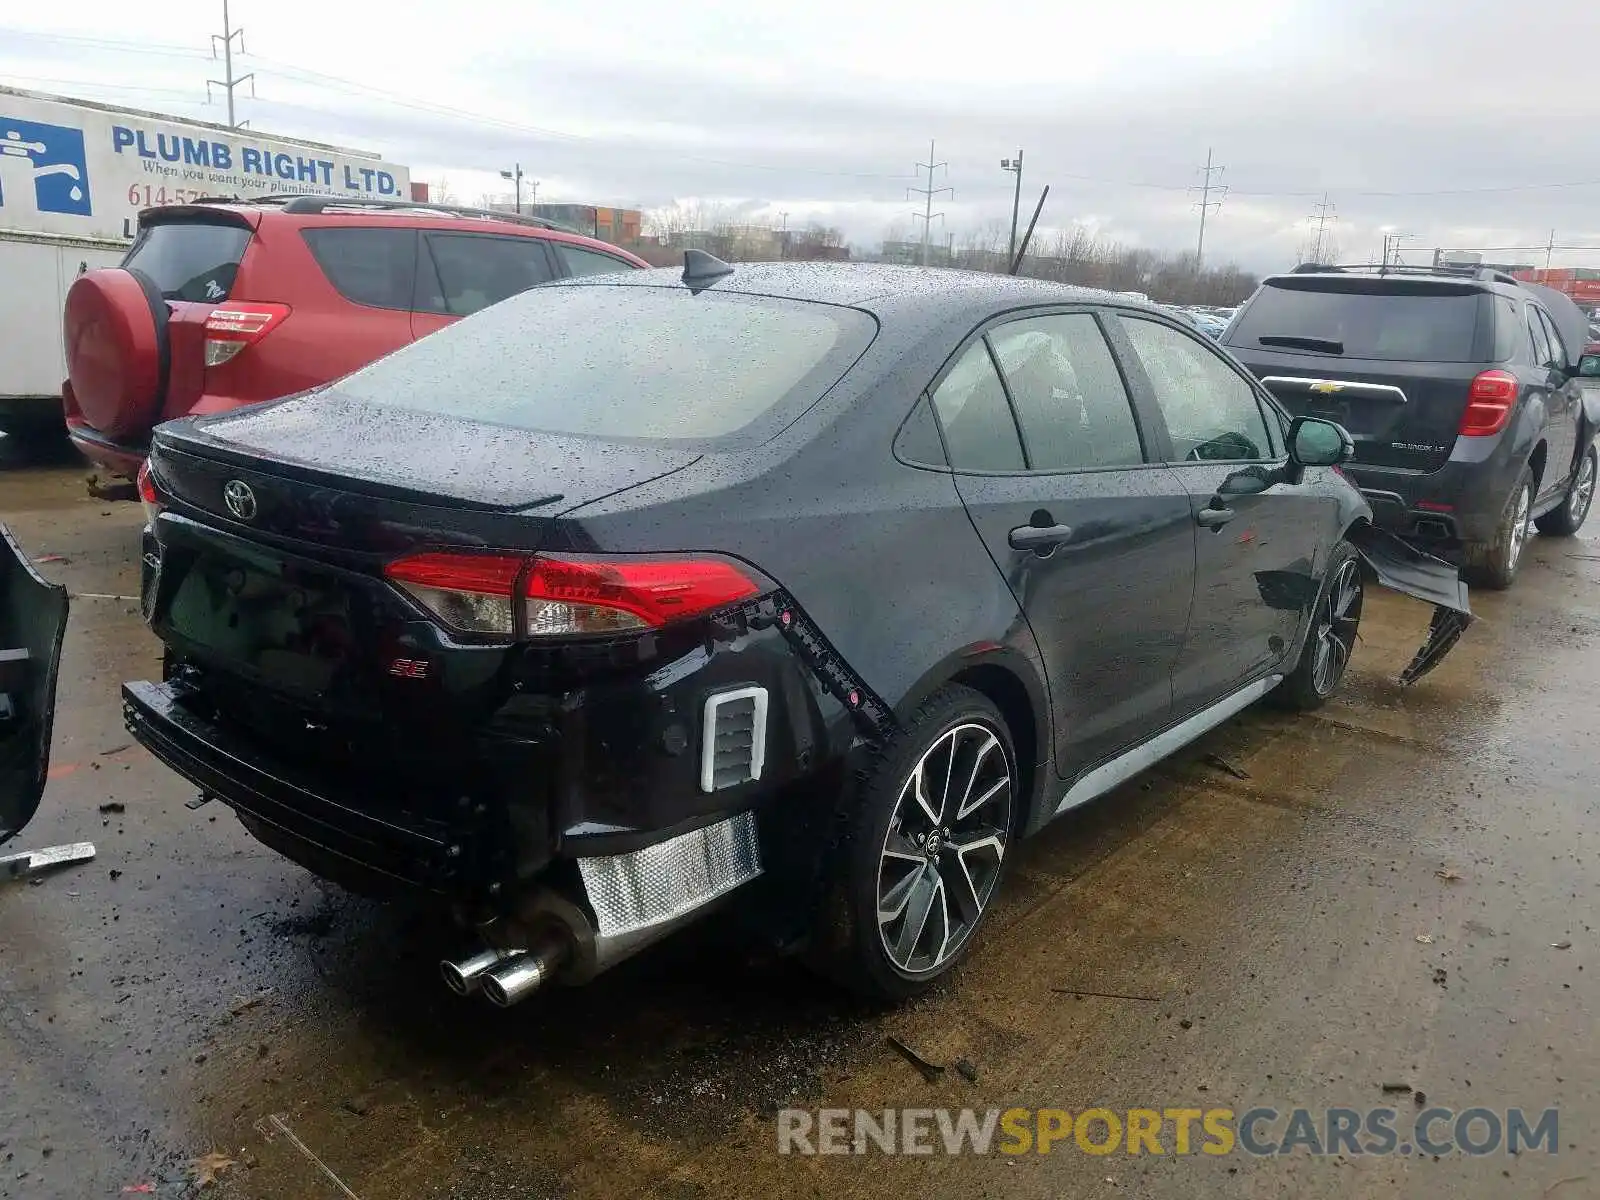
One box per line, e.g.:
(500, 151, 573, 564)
(62, 268, 169, 440)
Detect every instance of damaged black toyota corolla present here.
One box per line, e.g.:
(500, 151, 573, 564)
(103, 256, 1471, 1005)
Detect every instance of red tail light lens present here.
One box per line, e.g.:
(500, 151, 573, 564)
(136, 459, 161, 526)
(1459, 370, 1518, 436)
(204, 302, 291, 367)
(383, 552, 762, 639)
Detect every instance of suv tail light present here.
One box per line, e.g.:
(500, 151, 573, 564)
(383, 551, 762, 639)
(1459, 370, 1519, 436)
(136, 459, 161, 526)
(204, 303, 291, 366)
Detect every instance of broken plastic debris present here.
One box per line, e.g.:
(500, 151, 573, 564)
(886, 1035, 945, 1084)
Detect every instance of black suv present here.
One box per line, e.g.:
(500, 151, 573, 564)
(1223, 264, 1599, 588)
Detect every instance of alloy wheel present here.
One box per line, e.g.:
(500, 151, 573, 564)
(1311, 558, 1363, 697)
(877, 722, 1013, 976)
(1507, 484, 1532, 572)
(1571, 453, 1596, 524)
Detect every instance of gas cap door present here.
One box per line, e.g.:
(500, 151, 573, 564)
(0, 524, 69, 845)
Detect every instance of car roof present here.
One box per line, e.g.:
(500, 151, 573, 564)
(556, 261, 1163, 324)
(140, 195, 647, 259)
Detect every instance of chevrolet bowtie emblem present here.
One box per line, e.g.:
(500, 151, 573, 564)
(1308, 381, 1346, 394)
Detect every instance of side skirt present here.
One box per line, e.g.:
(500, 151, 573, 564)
(1051, 674, 1284, 818)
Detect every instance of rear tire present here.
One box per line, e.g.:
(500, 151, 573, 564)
(810, 685, 1017, 1001)
(1273, 541, 1363, 712)
(1463, 467, 1534, 591)
(1534, 443, 1596, 537)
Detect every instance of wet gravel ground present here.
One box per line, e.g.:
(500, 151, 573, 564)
(2, 447, 1597, 1199)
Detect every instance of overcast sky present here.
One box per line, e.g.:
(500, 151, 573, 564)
(6, 0, 1600, 271)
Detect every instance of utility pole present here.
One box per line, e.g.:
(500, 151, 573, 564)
(1001, 151, 1024, 266)
(777, 211, 789, 259)
(1190, 148, 1227, 272)
(1308, 192, 1337, 263)
(1547, 228, 1557, 270)
(908, 140, 952, 268)
(500, 164, 524, 213)
(208, 0, 254, 129)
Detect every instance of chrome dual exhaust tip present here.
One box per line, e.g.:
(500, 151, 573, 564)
(439, 947, 514, 996)
(480, 931, 569, 1008)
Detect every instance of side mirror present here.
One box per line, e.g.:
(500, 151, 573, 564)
(1578, 354, 1600, 379)
(1288, 416, 1354, 469)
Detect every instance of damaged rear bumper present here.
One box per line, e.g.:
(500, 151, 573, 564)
(1345, 523, 1474, 686)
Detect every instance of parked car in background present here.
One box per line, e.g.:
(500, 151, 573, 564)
(1223, 264, 1599, 589)
(62, 196, 648, 479)
(121, 259, 1464, 1008)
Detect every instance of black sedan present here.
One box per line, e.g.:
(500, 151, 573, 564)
(111, 257, 1452, 1005)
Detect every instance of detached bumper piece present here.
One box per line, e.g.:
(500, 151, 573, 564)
(1346, 524, 1474, 687)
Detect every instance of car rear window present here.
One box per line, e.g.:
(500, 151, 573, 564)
(122, 220, 251, 303)
(1230, 282, 1485, 362)
(330, 284, 877, 444)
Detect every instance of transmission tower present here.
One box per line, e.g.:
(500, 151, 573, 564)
(1308, 193, 1338, 263)
(207, 0, 255, 128)
(908, 141, 952, 267)
(1190, 148, 1227, 271)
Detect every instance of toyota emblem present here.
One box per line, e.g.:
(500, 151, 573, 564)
(222, 480, 258, 521)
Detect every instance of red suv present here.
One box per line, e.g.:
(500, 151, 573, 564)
(62, 196, 649, 478)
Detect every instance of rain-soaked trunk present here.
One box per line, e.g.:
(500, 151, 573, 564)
(0, 524, 69, 843)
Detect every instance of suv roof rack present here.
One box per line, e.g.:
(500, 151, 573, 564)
(1289, 261, 1524, 287)
(189, 193, 586, 235)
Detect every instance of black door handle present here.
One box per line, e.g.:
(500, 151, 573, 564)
(1196, 505, 1236, 529)
(1008, 523, 1075, 552)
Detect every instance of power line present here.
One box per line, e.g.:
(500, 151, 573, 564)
(1191, 148, 1226, 270)
(15, 26, 1600, 203)
(206, 0, 253, 128)
(908, 140, 952, 267)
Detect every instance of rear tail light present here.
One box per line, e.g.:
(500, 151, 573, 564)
(204, 302, 291, 367)
(136, 459, 161, 526)
(1459, 370, 1518, 437)
(383, 552, 762, 639)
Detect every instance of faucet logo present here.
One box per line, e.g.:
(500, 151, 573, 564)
(0, 117, 92, 218)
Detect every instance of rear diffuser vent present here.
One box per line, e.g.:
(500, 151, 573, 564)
(701, 686, 768, 793)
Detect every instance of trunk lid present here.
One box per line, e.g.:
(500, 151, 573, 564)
(158, 390, 702, 534)
(1246, 356, 1484, 471)
(1226, 277, 1499, 472)
(143, 397, 703, 763)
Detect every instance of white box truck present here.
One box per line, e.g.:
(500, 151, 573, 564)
(0, 86, 410, 434)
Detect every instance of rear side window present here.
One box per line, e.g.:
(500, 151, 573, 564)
(122, 221, 250, 303)
(1536, 308, 1568, 368)
(1231, 283, 1483, 362)
(988, 314, 1144, 470)
(557, 244, 636, 277)
(1528, 307, 1553, 367)
(302, 228, 417, 311)
(331, 286, 875, 445)
(930, 342, 1026, 472)
(418, 234, 556, 316)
